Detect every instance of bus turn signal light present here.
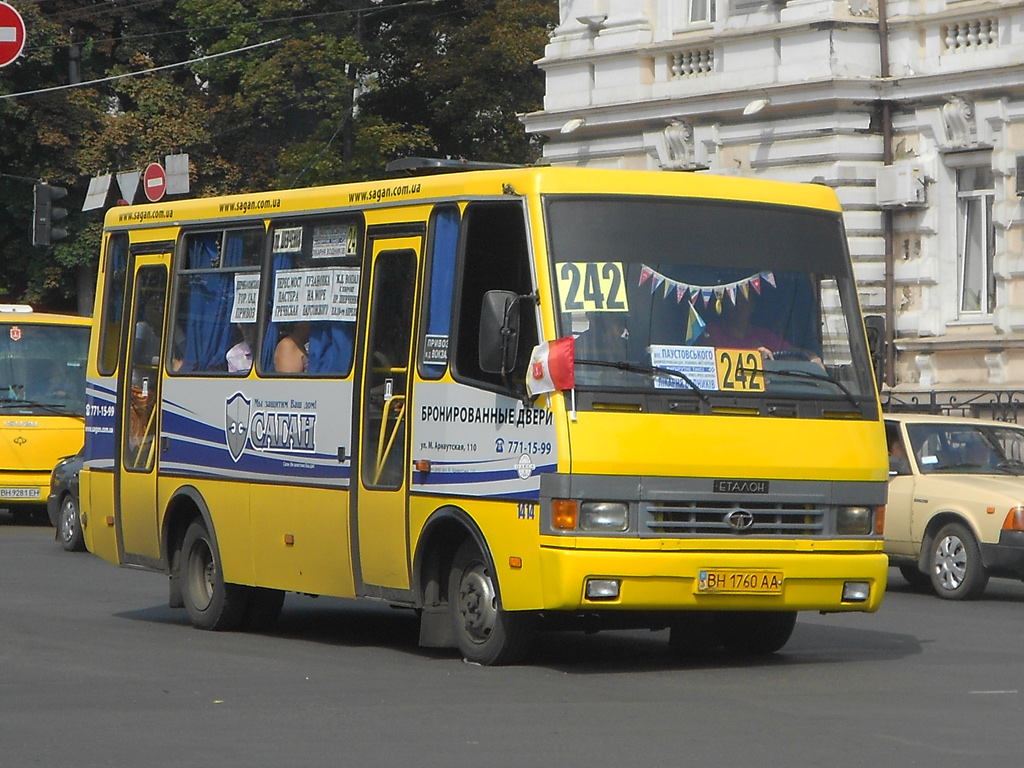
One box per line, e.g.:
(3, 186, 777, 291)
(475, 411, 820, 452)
(552, 499, 578, 530)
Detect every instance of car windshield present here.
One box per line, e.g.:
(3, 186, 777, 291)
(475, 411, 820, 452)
(0, 322, 89, 416)
(544, 195, 877, 412)
(904, 421, 1024, 475)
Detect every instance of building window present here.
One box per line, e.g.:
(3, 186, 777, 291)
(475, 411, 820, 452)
(956, 166, 995, 314)
(690, 0, 716, 24)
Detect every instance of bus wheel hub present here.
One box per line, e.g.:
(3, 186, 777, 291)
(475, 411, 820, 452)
(457, 564, 497, 642)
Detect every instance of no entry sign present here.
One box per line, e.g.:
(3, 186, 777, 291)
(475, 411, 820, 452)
(143, 162, 167, 202)
(0, 2, 26, 68)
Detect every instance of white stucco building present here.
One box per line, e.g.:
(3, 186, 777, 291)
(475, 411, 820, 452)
(522, 0, 1024, 413)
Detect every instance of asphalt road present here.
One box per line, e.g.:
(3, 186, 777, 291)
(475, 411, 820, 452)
(2, 511, 1023, 768)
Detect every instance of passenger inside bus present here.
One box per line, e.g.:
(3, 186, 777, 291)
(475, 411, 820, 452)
(274, 322, 310, 373)
(226, 324, 256, 374)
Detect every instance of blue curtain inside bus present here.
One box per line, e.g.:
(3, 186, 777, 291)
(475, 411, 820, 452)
(181, 234, 244, 372)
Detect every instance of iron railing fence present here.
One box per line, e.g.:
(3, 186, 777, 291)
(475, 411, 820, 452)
(881, 390, 1024, 423)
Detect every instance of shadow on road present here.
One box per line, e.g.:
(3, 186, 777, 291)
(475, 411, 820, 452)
(0, 509, 50, 527)
(117, 593, 921, 673)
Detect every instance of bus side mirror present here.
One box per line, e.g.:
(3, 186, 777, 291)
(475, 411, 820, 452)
(479, 290, 520, 375)
(864, 314, 885, 389)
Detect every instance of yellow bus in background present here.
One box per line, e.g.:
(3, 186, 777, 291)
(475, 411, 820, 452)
(1, 305, 89, 523)
(81, 163, 888, 664)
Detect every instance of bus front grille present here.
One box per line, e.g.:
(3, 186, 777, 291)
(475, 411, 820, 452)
(641, 501, 826, 537)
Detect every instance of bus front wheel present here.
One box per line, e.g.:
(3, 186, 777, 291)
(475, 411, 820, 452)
(181, 520, 249, 631)
(448, 539, 533, 666)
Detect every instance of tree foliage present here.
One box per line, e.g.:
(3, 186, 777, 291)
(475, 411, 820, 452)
(0, 0, 556, 311)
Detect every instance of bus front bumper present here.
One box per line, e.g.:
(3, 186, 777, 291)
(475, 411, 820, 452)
(0, 474, 49, 506)
(532, 546, 888, 614)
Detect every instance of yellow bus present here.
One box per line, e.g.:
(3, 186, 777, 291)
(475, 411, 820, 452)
(81, 162, 888, 664)
(1, 305, 89, 523)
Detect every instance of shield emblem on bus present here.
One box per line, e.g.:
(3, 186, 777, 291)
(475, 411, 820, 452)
(225, 392, 251, 463)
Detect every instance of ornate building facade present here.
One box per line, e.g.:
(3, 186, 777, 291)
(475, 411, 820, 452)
(522, 0, 1024, 415)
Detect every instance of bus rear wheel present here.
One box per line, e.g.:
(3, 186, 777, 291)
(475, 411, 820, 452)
(181, 520, 249, 631)
(448, 539, 533, 666)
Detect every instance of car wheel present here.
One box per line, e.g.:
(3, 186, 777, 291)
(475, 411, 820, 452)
(929, 522, 989, 600)
(898, 563, 932, 591)
(181, 520, 250, 630)
(448, 539, 534, 665)
(717, 611, 797, 656)
(58, 494, 86, 552)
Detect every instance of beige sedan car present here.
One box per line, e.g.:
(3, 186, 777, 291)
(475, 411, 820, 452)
(885, 414, 1024, 599)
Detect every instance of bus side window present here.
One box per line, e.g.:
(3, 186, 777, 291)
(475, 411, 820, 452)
(174, 228, 262, 375)
(452, 201, 537, 391)
(262, 218, 361, 377)
(419, 205, 460, 380)
(98, 232, 129, 376)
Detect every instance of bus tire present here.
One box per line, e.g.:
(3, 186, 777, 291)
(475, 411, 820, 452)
(244, 588, 285, 632)
(181, 520, 249, 631)
(448, 539, 534, 666)
(717, 611, 797, 656)
(930, 522, 989, 600)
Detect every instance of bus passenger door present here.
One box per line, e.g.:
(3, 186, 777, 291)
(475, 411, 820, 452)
(353, 235, 421, 593)
(117, 256, 170, 565)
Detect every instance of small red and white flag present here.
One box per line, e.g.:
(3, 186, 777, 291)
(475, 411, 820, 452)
(527, 336, 575, 397)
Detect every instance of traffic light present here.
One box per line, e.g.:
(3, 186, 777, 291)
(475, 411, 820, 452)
(32, 183, 68, 246)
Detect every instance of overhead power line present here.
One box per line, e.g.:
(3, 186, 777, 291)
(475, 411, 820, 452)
(0, 37, 285, 101)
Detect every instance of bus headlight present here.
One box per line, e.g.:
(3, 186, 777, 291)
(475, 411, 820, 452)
(837, 506, 872, 535)
(579, 502, 629, 532)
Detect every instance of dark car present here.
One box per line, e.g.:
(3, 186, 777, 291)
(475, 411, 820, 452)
(46, 451, 84, 552)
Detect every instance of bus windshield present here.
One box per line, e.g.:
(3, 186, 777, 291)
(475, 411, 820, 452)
(0, 322, 89, 415)
(545, 195, 876, 408)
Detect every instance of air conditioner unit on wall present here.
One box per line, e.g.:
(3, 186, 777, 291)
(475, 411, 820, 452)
(876, 163, 927, 208)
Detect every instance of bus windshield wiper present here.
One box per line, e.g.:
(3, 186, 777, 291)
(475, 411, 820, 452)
(0, 399, 79, 417)
(575, 358, 711, 404)
(762, 367, 861, 409)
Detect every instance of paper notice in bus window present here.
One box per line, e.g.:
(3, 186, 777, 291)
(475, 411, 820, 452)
(230, 273, 260, 324)
(329, 267, 360, 322)
(273, 226, 303, 253)
(312, 224, 359, 259)
(300, 269, 333, 321)
(423, 334, 449, 365)
(555, 262, 629, 313)
(648, 345, 718, 390)
(272, 268, 306, 322)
